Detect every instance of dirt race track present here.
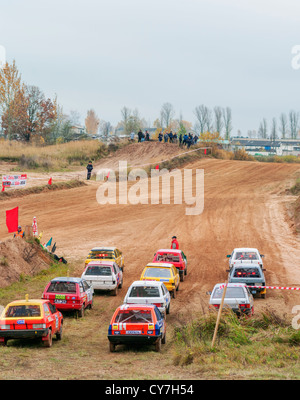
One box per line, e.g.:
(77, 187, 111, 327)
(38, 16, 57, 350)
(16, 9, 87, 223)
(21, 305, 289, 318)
(0, 148, 300, 379)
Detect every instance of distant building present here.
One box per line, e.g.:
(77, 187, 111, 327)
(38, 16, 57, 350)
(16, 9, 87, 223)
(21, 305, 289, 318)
(230, 137, 300, 157)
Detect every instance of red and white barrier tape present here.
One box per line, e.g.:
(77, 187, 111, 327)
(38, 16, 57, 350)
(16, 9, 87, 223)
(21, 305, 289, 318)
(248, 286, 300, 291)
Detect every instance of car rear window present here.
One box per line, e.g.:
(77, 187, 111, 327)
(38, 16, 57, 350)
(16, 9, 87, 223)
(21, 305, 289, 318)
(213, 287, 246, 299)
(47, 281, 77, 293)
(115, 309, 153, 323)
(233, 268, 261, 278)
(144, 268, 171, 278)
(129, 286, 160, 298)
(88, 251, 115, 260)
(5, 305, 41, 318)
(234, 252, 258, 260)
(85, 266, 112, 276)
(156, 253, 180, 262)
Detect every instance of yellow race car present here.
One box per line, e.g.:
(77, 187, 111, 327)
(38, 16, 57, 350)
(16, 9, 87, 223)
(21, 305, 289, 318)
(140, 263, 180, 298)
(84, 247, 125, 271)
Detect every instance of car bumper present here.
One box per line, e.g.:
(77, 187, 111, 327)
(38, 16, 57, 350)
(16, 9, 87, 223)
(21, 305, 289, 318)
(108, 334, 161, 345)
(91, 283, 117, 291)
(53, 303, 82, 311)
(0, 328, 49, 340)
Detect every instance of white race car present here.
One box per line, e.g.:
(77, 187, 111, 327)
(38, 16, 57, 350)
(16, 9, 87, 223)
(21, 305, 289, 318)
(227, 248, 264, 269)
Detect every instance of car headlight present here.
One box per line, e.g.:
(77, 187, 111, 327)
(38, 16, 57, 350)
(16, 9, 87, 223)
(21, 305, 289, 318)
(32, 324, 46, 329)
(0, 325, 10, 330)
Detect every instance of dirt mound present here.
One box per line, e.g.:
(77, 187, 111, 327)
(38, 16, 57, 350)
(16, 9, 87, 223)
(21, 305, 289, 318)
(95, 142, 184, 169)
(0, 238, 53, 288)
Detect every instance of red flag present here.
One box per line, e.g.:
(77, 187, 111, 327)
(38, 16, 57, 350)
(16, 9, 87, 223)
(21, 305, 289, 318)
(155, 165, 159, 170)
(6, 207, 19, 233)
(1, 185, 4, 192)
(204, 149, 207, 155)
(48, 177, 52, 185)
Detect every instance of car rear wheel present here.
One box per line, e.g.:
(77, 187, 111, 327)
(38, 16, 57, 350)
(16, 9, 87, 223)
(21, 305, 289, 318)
(180, 272, 184, 282)
(112, 287, 118, 296)
(0, 339, 8, 346)
(172, 289, 176, 299)
(261, 292, 266, 299)
(56, 325, 63, 341)
(166, 304, 170, 315)
(109, 342, 116, 352)
(155, 338, 162, 352)
(78, 304, 85, 318)
(119, 279, 123, 289)
(43, 330, 53, 348)
(184, 267, 187, 276)
(162, 333, 166, 345)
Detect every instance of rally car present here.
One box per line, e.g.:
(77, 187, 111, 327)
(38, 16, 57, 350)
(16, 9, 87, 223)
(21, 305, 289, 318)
(227, 248, 264, 270)
(42, 277, 94, 318)
(140, 263, 180, 298)
(81, 260, 123, 296)
(152, 249, 187, 282)
(227, 263, 267, 298)
(84, 247, 125, 271)
(108, 304, 166, 352)
(123, 280, 171, 316)
(208, 283, 254, 317)
(0, 298, 63, 347)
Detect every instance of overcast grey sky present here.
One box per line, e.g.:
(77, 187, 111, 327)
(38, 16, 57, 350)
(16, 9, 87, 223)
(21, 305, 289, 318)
(0, 0, 299, 135)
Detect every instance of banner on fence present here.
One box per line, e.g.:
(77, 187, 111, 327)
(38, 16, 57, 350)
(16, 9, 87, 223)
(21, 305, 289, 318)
(2, 174, 27, 188)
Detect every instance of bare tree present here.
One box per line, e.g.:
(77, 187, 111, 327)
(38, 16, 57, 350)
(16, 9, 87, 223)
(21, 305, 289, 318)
(279, 113, 288, 139)
(194, 105, 209, 134)
(69, 110, 81, 126)
(214, 106, 224, 135)
(289, 110, 299, 139)
(258, 118, 268, 139)
(223, 107, 233, 140)
(85, 109, 100, 135)
(100, 120, 112, 138)
(160, 102, 175, 128)
(270, 117, 277, 141)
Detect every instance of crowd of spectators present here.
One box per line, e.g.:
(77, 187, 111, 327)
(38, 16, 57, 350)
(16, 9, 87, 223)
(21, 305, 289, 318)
(131, 130, 199, 149)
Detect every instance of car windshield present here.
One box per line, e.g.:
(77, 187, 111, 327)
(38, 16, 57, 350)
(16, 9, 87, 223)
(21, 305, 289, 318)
(88, 251, 115, 260)
(234, 252, 258, 260)
(129, 286, 160, 298)
(85, 266, 112, 276)
(233, 268, 261, 278)
(115, 309, 153, 323)
(144, 268, 171, 278)
(5, 305, 41, 318)
(47, 281, 77, 293)
(156, 253, 180, 262)
(213, 287, 246, 299)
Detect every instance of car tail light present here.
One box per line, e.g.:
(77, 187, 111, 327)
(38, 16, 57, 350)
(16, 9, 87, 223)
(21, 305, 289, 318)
(213, 304, 220, 309)
(32, 324, 46, 329)
(239, 304, 250, 308)
(0, 325, 10, 330)
(153, 303, 163, 307)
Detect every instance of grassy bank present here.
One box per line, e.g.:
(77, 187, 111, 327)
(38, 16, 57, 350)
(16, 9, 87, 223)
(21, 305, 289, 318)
(172, 309, 300, 379)
(0, 139, 123, 171)
(0, 179, 86, 201)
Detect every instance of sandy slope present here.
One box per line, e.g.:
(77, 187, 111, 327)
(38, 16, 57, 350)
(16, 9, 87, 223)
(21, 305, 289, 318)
(0, 154, 299, 319)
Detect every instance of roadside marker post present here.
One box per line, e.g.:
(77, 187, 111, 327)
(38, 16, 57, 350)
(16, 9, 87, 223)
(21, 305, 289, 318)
(211, 281, 228, 348)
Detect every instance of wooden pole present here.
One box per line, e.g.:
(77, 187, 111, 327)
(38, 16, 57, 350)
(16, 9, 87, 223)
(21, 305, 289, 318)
(211, 281, 228, 348)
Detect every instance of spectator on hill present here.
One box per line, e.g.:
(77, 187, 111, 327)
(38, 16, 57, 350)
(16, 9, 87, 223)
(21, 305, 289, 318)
(130, 131, 135, 142)
(164, 132, 169, 143)
(86, 161, 93, 180)
(14, 226, 25, 239)
(158, 132, 163, 142)
(145, 131, 150, 141)
(138, 130, 143, 142)
(179, 133, 183, 146)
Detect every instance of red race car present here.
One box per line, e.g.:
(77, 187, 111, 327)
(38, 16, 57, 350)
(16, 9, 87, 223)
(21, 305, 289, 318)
(108, 304, 166, 352)
(0, 298, 63, 347)
(153, 249, 188, 282)
(42, 277, 94, 318)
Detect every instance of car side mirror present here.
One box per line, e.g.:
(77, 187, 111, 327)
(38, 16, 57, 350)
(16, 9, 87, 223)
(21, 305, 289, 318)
(262, 269, 267, 271)
(226, 255, 231, 258)
(226, 269, 230, 272)
(206, 291, 212, 295)
(261, 254, 264, 257)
